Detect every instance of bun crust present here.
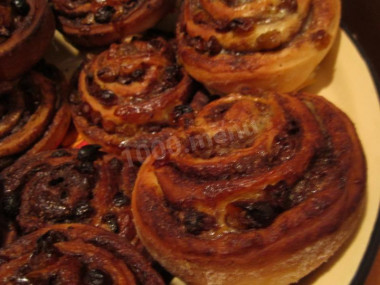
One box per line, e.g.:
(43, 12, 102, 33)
(70, 36, 194, 161)
(177, 0, 341, 94)
(132, 92, 366, 285)
(52, 0, 170, 47)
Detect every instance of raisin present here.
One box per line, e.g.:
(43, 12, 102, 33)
(148, 38, 165, 50)
(97, 67, 118, 82)
(242, 201, 278, 228)
(48, 177, 64, 186)
(232, 18, 255, 33)
(11, 0, 30, 16)
(73, 202, 93, 219)
(216, 18, 255, 33)
(113, 192, 130, 207)
(86, 74, 94, 85)
(256, 30, 282, 50)
(188, 36, 207, 53)
(2, 192, 20, 218)
(207, 36, 222, 56)
(83, 268, 112, 285)
(279, 0, 298, 12)
(173, 105, 193, 119)
(35, 231, 67, 255)
(310, 30, 331, 50)
(183, 210, 215, 235)
(94, 6, 115, 24)
(77, 145, 102, 162)
(163, 65, 182, 85)
(102, 214, 119, 233)
(60, 190, 68, 199)
(123, 0, 137, 10)
(50, 149, 71, 158)
(117, 76, 132, 85)
(287, 120, 300, 135)
(205, 102, 233, 122)
(98, 90, 117, 106)
(131, 69, 145, 80)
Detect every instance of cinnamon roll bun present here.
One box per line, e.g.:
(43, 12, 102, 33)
(177, 0, 341, 94)
(0, 223, 164, 284)
(0, 145, 139, 245)
(70, 36, 196, 162)
(132, 91, 366, 285)
(0, 0, 55, 80)
(0, 63, 71, 171)
(52, 0, 170, 47)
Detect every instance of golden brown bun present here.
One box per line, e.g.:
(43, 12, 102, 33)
(70, 35, 200, 162)
(177, 0, 341, 94)
(0, 0, 55, 80)
(132, 91, 366, 285)
(52, 0, 170, 47)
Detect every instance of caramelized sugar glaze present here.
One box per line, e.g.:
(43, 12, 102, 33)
(0, 0, 55, 80)
(177, 0, 341, 94)
(0, 145, 139, 246)
(0, 63, 70, 171)
(132, 92, 366, 285)
(70, 36, 204, 162)
(52, 0, 170, 47)
(0, 224, 164, 284)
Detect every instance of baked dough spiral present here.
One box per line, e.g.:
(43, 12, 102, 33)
(0, 223, 164, 284)
(0, 63, 71, 171)
(177, 0, 341, 94)
(52, 0, 170, 47)
(0, 145, 139, 245)
(70, 36, 195, 162)
(0, 0, 55, 80)
(132, 91, 366, 285)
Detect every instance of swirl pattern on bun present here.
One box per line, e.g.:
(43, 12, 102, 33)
(70, 36, 195, 161)
(132, 91, 366, 285)
(177, 0, 341, 94)
(0, 145, 139, 245)
(0, 63, 70, 170)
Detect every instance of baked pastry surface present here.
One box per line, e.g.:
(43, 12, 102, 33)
(132, 91, 366, 285)
(70, 36, 195, 161)
(177, 0, 341, 94)
(52, 0, 170, 47)
(0, 145, 139, 245)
